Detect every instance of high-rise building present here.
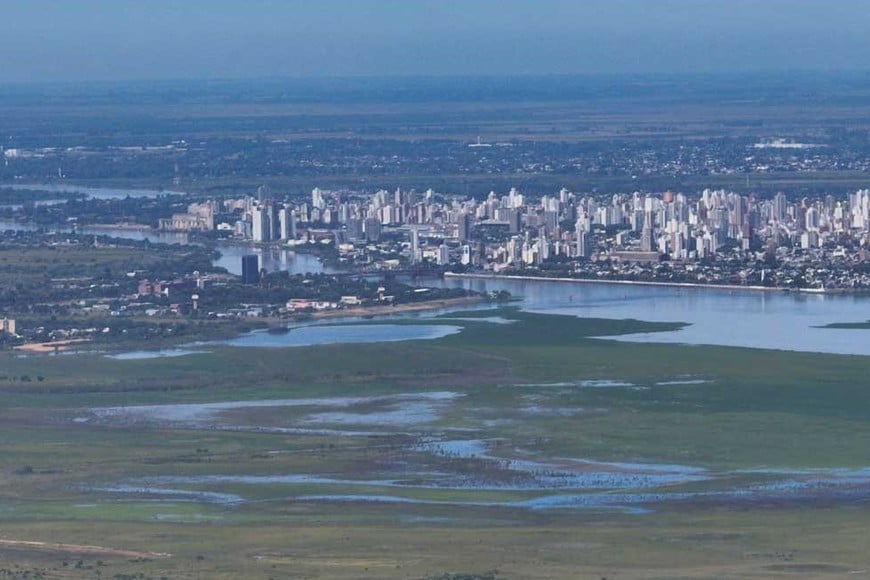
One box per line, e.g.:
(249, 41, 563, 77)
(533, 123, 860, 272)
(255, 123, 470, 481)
(507, 187, 523, 209)
(268, 203, 280, 240)
(241, 255, 260, 284)
(437, 244, 450, 265)
(364, 217, 381, 242)
(460, 244, 472, 265)
(251, 206, 271, 242)
(801, 231, 819, 249)
(507, 208, 522, 234)
(278, 207, 290, 240)
(409, 229, 421, 263)
(457, 212, 472, 241)
(544, 210, 559, 234)
(289, 209, 298, 239)
(640, 211, 656, 252)
(575, 220, 590, 259)
(805, 206, 820, 232)
(346, 218, 364, 241)
(311, 187, 325, 210)
(773, 192, 788, 223)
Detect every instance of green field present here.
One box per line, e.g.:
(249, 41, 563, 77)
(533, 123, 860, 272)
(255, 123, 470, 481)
(2, 309, 870, 578)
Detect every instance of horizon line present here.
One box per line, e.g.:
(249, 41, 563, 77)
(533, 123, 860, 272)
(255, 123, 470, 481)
(3, 68, 870, 88)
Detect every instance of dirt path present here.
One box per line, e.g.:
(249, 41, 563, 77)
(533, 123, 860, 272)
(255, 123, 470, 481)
(0, 538, 170, 559)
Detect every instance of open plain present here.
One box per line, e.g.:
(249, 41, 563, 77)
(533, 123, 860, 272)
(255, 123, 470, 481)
(1, 308, 870, 578)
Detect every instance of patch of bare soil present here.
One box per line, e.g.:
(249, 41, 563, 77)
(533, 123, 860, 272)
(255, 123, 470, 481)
(0, 539, 170, 559)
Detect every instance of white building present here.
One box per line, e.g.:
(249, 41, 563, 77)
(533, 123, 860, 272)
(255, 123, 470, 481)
(1, 318, 15, 336)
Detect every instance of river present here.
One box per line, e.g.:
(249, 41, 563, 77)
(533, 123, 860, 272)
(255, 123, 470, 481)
(3, 216, 869, 354)
(4, 183, 184, 199)
(2, 185, 869, 355)
(0, 219, 328, 276)
(435, 275, 870, 356)
(2, 184, 332, 275)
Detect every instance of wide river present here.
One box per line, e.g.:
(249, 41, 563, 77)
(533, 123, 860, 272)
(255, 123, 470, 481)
(435, 276, 870, 356)
(3, 184, 869, 355)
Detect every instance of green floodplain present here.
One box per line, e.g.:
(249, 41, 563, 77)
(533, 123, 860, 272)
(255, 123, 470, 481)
(2, 307, 870, 579)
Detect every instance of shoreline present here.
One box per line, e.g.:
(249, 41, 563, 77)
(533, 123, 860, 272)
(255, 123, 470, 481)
(278, 295, 488, 323)
(86, 223, 152, 231)
(6, 297, 488, 357)
(15, 338, 93, 353)
(444, 272, 842, 294)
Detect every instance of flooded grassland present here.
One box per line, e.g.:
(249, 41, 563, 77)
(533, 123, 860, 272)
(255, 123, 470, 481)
(2, 309, 870, 578)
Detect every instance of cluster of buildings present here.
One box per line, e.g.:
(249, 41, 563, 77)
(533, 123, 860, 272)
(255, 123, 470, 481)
(158, 200, 215, 232)
(160, 185, 870, 288)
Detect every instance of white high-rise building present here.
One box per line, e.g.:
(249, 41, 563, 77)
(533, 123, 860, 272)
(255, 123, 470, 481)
(436, 244, 450, 265)
(252, 206, 270, 242)
(311, 188, 325, 210)
(805, 206, 820, 232)
(409, 229, 421, 263)
(460, 244, 472, 265)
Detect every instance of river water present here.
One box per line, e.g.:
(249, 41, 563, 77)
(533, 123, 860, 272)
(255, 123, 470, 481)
(2, 185, 869, 354)
(0, 219, 326, 276)
(4, 183, 184, 199)
(435, 276, 870, 356)
(1, 184, 330, 276)
(3, 216, 869, 354)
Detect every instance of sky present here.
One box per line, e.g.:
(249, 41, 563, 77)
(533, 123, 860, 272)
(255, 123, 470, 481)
(2, 0, 870, 83)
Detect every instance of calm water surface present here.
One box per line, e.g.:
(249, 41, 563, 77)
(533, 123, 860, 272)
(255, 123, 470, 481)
(436, 277, 870, 355)
(0, 219, 326, 276)
(5, 183, 183, 199)
(208, 323, 461, 348)
(4, 184, 870, 354)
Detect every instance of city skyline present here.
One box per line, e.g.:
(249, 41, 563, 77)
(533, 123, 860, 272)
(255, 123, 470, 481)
(149, 182, 870, 291)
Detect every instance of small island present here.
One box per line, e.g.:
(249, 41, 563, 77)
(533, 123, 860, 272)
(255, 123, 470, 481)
(815, 320, 870, 330)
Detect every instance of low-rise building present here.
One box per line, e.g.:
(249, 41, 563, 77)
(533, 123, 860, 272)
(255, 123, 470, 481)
(1, 318, 16, 335)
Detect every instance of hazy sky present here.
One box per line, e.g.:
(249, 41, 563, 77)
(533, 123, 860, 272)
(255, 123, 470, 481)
(3, 0, 870, 82)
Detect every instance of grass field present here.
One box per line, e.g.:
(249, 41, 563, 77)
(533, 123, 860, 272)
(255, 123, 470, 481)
(2, 308, 870, 578)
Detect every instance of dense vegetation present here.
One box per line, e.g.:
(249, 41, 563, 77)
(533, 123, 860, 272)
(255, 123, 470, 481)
(6, 74, 870, 198)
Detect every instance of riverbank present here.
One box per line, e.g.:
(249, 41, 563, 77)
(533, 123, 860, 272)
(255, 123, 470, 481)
(86, 223, 152, 231)
(14, 338, 93, 353)
(7, 297, 489, 356)
(444, 272, 838, 294)
(278, 295, 489, 324)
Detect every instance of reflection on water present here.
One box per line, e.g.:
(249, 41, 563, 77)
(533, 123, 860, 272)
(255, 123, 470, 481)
(0, 183, 329, 275)
(3, 181, 870, 355)
(212, 244, 330, 276)
(0, 219, 326, 276)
